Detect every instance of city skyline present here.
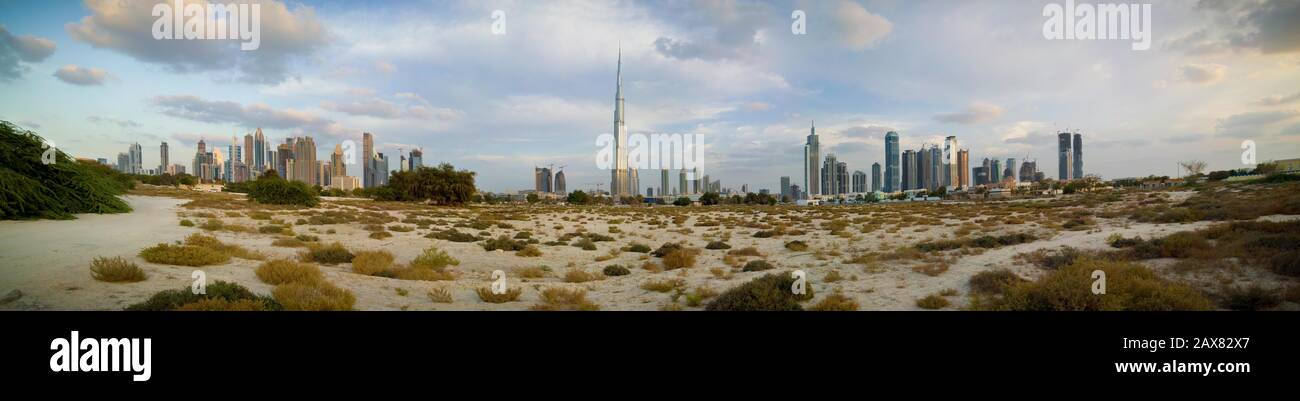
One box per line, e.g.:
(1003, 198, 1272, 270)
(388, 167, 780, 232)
(2, 1, 1298, 193)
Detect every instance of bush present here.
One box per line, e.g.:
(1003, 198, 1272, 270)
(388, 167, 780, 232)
(651, 242, 683, 257)
(427, 287, 454, 303)
(968, 269, 1026, 295)
(705, 273, 814, 311)
(529, 288, 600, 311)
(125, 281, 279, 311)
(662, 248, 699, 270)
(809, 292, 859, 311)
(1, 121, 132, 220)
(174, 298, 274, 311)
(603, 265, 631, 276)
(784, 241, 808, 251)
(563, 269, 599, 283)
(476, 286, 522, 303)
(139, 243, 230, 266)
(916, 295, 950, 310)
(410, 247, 459, 270)
(483, 235, 528, 251)
(1221, 285, 1282, 311)
(742, 260, 775, 272)
(705, 241, 731, 250)
(301, 242, 354, 264)
(369, 231, 393, 240)
(255, 259, 323, 285)
(272, 281, 356, 311)
(179, 219, 194, 227)
(247, 175, 320, 207)
(624, 242, 653, 253)
(571, 238, 597, 251)
(976, 259, 1212, 311)
(89, 256, 147, 282)
(641, 278, 685, 293)
(1269, 251, 1300, 277)
(351, 250, 395, 275)
(515, 245, 543, 257)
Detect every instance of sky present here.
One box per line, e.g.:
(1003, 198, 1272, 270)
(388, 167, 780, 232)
(1, 0, 1298, 193)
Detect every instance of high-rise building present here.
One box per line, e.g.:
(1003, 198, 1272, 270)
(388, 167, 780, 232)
(331, 144, 347, 178)
(277, 142, 293, 179)
(535, 166, 553, 193)
(373, 152, 389, 187)
(780, 176, 791, 201)
(821, 153, 839, 196)
(409, 148, 423, 171)
(679, 169, 688, 196)
(610, 48, 632, 197)
(901, 149, 915, 191)
(243, 134, 254, 170)
(1020, 159, 1039, 183)
(660, 169, 669, 197)
(554, 170, 566, 194)
(852, 170, 866, 193)
(871, 162, 881, 193)
(990, 158, 1002, 184)
(805, 121, 820, 196)
(1058, 132, 1073, 180)
(974, 166, 988, 186)
(292, 137, 317, 185)
(254, 128, 266, 173)
(363, 132, 375, 188)
(1072, 133, 1083, 180)
(159, 141, 169, 174)
(692, 167, 700, 194)
(884, 131, 899, 193)
(116, 152, 129, 174)
(128, 142, 142, 175)
(1005, 158, 1018, 182)
(957, 148, 970, 188)
(943, 136, 959, 188)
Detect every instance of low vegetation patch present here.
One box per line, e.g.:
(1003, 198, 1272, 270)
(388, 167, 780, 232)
(89, 256, 147, 282)
(705, 273, 814, 311)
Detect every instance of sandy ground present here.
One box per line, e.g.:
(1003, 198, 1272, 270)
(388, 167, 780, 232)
(2, 191, 1296, 311)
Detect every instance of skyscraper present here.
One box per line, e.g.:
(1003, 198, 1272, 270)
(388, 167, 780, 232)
(1005, 158, 1018, 182)
(901, 149, 915, 191)
(1072, 133, 1083, 179)
(884, 131, 899, 193)
(254, 128, 266, 173)
(1058, 132, 1073, 181)
(679, 169, 688, 196)
(292, 137, 316, 185)
(821, 153, 839, 196)
(535, 166, 553, 193)
(660, 169, 669, 197)
(243, 133, 254, 170)
(852, 170, 866, 193)
(991, 158, 1003, 184)
(331, 143, 347, 178)
(128, 142, 142, 175)
(805, 121, 820, 196)
(409, 148, 423, 171)
(780, 176, 791, 201)
(915, 146, 927, 190)
(871, 162, 881, 193)
(957, 148, 970, 188)
(928, 145, 943, 191)
(943, 136, 959, 188)
(363, 132, 374, 188)
(277, 142, 292, 180)
(1020, 159, 1039, 183)
(554, 170, 566, 194)
(159, 141, 168, 174)
(611, 48, 631, 197)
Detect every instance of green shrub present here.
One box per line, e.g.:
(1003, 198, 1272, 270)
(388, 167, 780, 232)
(705, 241, 731, 250)
(602, 265, 631, 276)
(139, 243, 230, 266)
(179, 219, 194, 227)
(651, 242, 683, 257)
(515, 245, 543, 257)
(410, 247, 459, 270)
(300, 242, 354, 264)
(89, 256, 147, 282)
(530, 288, 600, 311)
(705, 273, 814, 311)
(247, 175, 320, 207)
(125, 281, 279, 311)
(571, 238, 598, 251)
(0, 121, 132, 220)
(784, 241, 808, 251)
(624, 242, 653, 253)
(483, 235, 528, 251)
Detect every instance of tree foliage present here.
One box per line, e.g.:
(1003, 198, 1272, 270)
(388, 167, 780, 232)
(376, 163, 477, 205)
(1, 121, 131, 220)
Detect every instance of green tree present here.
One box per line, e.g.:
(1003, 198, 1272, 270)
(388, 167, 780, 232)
(566, 190, 592, 205)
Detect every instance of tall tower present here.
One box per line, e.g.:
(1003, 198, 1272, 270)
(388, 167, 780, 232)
(1072, 133, 1083, 179)
(679, 169, 688, 196)
(254, 128, 266, 172)
(363, 132, 375, 188)
(331, 143, 346, 178)
(958, 148, 970, 188)
(611, 48, 630, 197)
(884, 131, 899, 193)
(159, 141, 169, 174)
(1058, 132, 1073, 180)
(660, 169, 669, 198)
(943, 136, 959, 188)
(805, 121, 820, 196)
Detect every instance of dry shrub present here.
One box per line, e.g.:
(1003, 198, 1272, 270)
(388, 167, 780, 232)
(974, 258, 1212, 311)
(916, 294, 950, 309)
(662, 248, 700, 270)
(912, 262, 950, 277)
(728, 247, 762, 257)
(476, 286, 523, 303)
(530, 287, 600, 311)
(705, 273, 814, 311)
(410, 247, 459, 270)
(784, 241, 809, 251)
(427, 287, 454, 303)
(256, 259, 323, 285)
(809, 292, 859, 311)
(89, 256, 147, 282)
(516, 266, 549, 279)
(968, 269, 1027, 295)
(563, 269, 600, 283)
(272, 281, 356, 311)
(174, 298, 273, 311)
(641, 278, 685, 293)
(515, 245, 543, 257)
(300, 242, 354, 265)
(351, 250, 395, 276)
(391, 266, 456, 281)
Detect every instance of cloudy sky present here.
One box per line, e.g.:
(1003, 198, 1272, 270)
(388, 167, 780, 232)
(2, 0, 1298, 192)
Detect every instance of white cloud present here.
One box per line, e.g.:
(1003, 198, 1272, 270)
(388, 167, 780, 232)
(1179, 63, 1227, 84)
(53, 64, 109, 86)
